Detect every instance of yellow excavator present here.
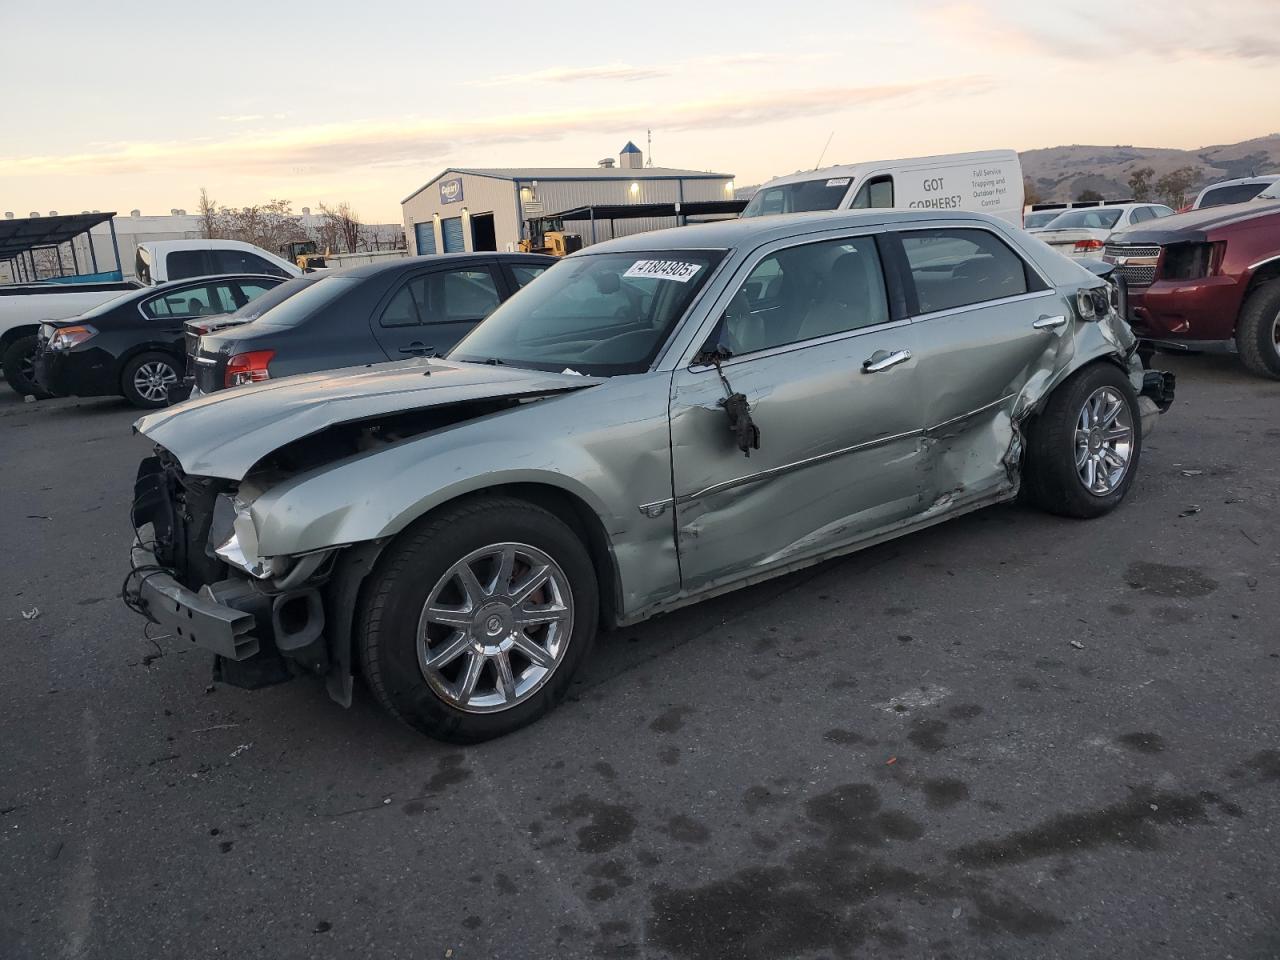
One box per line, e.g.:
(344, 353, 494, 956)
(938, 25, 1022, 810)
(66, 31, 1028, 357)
(518, 217, 583, 257)
(281, 240, 327, 272)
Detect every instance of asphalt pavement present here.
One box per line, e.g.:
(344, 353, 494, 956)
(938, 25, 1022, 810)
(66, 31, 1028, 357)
(1, 355, 1277, 960)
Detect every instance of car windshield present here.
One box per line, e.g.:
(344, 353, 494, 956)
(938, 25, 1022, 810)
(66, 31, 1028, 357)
(250, 275, 359, 327)
(226, 276, 316, 320)
(1023, 211, 1061, 228)
(741, 178, 851, 217)
(449, 250, 725, 376)
(1046, 208, 1123, 230)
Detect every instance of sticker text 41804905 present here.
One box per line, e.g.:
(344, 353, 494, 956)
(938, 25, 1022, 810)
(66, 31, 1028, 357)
(623, 260, 703, 283)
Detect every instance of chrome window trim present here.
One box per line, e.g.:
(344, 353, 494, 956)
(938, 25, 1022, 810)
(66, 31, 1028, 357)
(1248, 254, 1280, 272)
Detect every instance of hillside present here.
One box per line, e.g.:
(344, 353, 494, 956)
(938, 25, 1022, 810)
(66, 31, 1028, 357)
(1020, 134, 1280, 202)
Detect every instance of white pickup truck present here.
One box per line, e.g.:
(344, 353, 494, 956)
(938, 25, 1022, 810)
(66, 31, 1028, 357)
(2, 238, 299, 397)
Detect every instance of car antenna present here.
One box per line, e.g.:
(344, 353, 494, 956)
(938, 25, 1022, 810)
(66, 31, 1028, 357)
(814, 131, 834, 170)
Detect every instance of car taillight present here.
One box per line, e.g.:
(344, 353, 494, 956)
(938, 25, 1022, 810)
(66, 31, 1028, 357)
(48, 324, 97, 351)
(225, 350, 275, 387)
(1073, 239, 1105, 252)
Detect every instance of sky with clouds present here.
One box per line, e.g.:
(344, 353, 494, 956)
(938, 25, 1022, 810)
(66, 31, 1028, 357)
(3, 0, 1278, 221)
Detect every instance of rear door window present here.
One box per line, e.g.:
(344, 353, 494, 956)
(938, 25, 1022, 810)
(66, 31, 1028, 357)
(898, 228, 1041, 313)
(166, 250, 210, 280)
(142, 281, 240, 319)
(210, 249, 289, 277)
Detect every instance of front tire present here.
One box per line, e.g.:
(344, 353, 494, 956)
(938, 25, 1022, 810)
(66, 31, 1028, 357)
(1235, 280, 1280, 380)
(1023, 362, 1142, 519)
(358, 496, 599, 743)
(121, 352, 181, 409)
(3, 336, 52, 399)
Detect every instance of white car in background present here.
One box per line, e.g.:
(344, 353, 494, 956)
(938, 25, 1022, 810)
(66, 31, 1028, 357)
(1190, 175, 1280, 210)
(1035, 204, 1173, 259)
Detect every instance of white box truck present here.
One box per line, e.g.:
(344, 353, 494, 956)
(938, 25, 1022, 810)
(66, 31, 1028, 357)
(741, 150, 1024, 227)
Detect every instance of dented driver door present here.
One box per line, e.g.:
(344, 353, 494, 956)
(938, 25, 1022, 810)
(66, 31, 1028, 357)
(666, 233, 930, 595)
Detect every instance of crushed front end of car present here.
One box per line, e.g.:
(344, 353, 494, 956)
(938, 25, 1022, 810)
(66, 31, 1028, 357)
(126, 448, 350, 695)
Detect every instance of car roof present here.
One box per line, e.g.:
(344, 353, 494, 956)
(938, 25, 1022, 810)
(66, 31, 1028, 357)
(1199, 175, 1280, 191)
(331, 252, 554, 279)
(755, 150, 1018, 188)
(576, 209, 1019, 254)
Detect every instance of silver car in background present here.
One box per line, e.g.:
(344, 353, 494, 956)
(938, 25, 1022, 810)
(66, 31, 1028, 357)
(125, 210, 1174, 742)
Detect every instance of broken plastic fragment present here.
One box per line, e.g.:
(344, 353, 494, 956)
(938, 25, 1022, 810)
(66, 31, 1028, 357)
(560, 368, 584, 377)
(1178, 505, 1201, 518)
(21, 607, 40, 620)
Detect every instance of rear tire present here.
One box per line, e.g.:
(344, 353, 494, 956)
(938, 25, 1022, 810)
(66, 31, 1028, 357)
(358, 496, 599, 743)
(1023, 362, 1142, 519)
(1235, 280, 1280, 380)
(2, 336, 52, 399)
(120, 351, 181, 409)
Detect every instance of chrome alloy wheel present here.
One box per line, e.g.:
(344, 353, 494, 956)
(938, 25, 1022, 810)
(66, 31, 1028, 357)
(1075, 386, 1134, 496)
(417, 542, 573, 713)
(133, 361, 178, 403)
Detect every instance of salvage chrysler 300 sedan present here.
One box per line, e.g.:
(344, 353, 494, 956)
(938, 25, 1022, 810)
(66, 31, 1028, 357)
(126, 211, 1174, 742)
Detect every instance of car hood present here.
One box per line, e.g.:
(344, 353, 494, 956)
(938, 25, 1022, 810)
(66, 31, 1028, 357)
(134, 358, 602, 480)
(1111, 198, 1280, 243)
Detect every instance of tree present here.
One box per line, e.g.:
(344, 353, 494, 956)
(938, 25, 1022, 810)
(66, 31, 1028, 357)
(198, 188, 220, 239)
(1154, 167, 1199, 209)
(1127, 167, 1155, 202)
(1076, 189, 1105, 202)
(318, 202, 365, 253)
(1023, 177, 1044, 206)
(194, 196, 308, 253)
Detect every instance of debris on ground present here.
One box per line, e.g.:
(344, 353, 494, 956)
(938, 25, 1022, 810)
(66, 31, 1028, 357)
(1224, 497, 1245, 504)
(190, 723, 239, 734)
(21, 607, 40, 620)
(1180, 469, 1204, 477)
(1069, 639, 1085, 650)
(1178, 505, 1201, 518)
(25, 514, 52, 521)
(229, 743, 252, 759)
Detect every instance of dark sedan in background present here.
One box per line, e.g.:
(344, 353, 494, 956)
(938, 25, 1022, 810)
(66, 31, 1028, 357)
(191, 253, 554, 395)
(34, 274, 286, 408)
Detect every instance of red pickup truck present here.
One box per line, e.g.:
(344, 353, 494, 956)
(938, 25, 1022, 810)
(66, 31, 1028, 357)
(1103, 195, 1280, 378)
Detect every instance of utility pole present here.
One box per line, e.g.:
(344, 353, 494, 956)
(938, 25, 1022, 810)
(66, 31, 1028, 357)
(647, 128, 653, 167)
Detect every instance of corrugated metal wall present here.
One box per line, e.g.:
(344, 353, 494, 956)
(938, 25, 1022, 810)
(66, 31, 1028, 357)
(402, 174, 520, 254)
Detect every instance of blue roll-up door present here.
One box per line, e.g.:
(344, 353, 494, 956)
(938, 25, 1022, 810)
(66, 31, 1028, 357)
(414, 222, 436, 255)
(441, 216, 465, 253)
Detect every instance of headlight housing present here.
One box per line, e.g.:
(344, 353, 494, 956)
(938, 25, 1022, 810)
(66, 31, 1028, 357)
(1161, 241, 1222, 281)
(212, 495, 286, 579)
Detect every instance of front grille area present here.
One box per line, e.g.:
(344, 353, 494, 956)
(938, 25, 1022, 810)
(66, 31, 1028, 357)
(1104, 243, 1162, 288)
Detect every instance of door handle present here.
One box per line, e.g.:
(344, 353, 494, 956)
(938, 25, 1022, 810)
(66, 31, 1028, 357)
(1033, 315, 1068, 330)
(861, 349, 912, 373)
(399, 342, 435, 355)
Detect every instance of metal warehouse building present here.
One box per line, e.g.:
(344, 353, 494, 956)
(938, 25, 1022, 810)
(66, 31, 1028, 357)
(400, 142, 736, 255)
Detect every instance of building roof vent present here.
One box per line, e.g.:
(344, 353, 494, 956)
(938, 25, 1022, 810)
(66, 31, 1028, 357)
(598, 158, 615, 168)
(29, 212, 39, 218)
(49, 211, 57, 216)
(301, 206, 311, 215)
(131, 209, 141, 217)
(4, 212, 13, 219)
(620, 141, 643, 169)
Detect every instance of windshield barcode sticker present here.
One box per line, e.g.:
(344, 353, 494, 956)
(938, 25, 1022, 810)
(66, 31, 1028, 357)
(825, 178, 851, 187)
(624, 260, 702, 283)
